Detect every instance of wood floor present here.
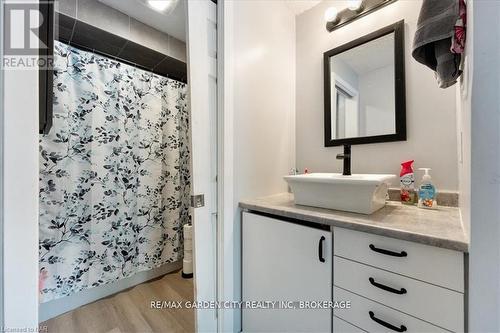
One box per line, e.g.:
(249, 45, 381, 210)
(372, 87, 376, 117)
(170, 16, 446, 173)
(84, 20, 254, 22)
(41, 270, 195, 333)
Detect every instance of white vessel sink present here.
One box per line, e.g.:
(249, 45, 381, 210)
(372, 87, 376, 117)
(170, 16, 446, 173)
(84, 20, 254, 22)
(284, 173, 396, 214)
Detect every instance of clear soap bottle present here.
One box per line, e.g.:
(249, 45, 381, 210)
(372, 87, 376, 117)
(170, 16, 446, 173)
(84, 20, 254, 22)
(417, 168, 438, 209)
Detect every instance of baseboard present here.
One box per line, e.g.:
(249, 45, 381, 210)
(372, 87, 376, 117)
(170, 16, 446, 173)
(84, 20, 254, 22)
(39, 260, 183, 322)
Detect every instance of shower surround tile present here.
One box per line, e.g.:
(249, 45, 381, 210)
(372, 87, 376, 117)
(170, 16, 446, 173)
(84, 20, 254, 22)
(169, 36, 187, 62)
(55, 0, 188, 68)
(76, 0, 130, 40)
(71, 20, 128, 56)
(55, 0, 77, 18)
(129, 18, 170, 57)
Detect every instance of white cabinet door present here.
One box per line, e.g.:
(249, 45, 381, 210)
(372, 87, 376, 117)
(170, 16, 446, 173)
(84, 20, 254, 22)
(242, 212, 332, 332)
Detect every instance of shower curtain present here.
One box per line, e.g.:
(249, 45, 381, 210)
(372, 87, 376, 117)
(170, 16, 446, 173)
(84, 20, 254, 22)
(39, 41, 191, 303)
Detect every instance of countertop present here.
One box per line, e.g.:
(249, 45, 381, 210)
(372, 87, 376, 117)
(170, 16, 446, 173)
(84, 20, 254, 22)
(239, 193, 469, 252)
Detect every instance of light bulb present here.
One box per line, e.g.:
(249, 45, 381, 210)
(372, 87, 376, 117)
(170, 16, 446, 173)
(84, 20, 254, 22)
(146, 0, 177, 13)
(324, 7, 338, 23)
(347, 0, 363, 11)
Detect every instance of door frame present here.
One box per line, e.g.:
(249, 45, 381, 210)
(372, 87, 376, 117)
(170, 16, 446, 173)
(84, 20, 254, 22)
(186, 0, 219, 331)
(216, 0, 238, 332)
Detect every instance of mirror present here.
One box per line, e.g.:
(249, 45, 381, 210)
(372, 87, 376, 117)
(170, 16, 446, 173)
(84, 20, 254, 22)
(324, 20, 406, 146)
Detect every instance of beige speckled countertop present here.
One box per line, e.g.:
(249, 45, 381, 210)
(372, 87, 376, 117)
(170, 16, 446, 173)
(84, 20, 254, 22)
(239, 193, 469, 252)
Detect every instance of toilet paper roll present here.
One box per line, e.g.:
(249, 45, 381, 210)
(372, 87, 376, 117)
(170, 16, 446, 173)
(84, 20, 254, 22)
(183, 258, 193, 274)
(183, 224, 192, 239)
(182, 224, 194, 278)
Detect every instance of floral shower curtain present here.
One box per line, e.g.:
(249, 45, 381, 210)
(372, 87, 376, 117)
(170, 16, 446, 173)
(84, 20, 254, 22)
(39, 41, 191, 303)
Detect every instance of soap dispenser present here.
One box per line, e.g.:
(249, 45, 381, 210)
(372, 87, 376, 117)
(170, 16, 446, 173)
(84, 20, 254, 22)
(417, 168, 438, 209)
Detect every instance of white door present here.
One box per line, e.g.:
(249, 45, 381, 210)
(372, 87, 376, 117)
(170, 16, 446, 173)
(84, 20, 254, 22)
(186, 0, 218, 332)
(242, 212, 332, 332)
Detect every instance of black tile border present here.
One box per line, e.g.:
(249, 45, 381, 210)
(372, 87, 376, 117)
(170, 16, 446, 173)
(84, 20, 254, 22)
(54, 13, 187, 83)
(40, 1, 54, 134)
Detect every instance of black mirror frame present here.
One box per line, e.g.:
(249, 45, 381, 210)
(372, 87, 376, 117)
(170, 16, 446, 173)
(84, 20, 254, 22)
(323, 20, 406, 147)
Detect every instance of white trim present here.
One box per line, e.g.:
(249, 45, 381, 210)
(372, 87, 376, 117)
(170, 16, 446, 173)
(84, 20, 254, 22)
(334, 75, 358, 98)
(218, 0, 237, 331)
(0, 0, 4, 327)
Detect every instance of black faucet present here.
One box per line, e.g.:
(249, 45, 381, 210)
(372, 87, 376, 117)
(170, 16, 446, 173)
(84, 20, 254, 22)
(336, 144, 351, 176)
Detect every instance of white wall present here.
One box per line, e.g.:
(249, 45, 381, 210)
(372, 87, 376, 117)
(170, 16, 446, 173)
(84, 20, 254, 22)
(332, 58, 359, 89)
(2, 52, 40, 330)
(296, 0, 459, 190)
(232, 0, 295, 212)
(467, 0, 500, 331)
(225, 0, 296, 331)
(1, 1, 39, 328)
(360, 65, 395, 136)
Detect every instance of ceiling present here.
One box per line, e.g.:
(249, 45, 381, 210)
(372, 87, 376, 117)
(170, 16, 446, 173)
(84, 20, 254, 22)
(285, 0, 322, 15)
(98, 0, 186, 42)
(335, 33, 395, 74)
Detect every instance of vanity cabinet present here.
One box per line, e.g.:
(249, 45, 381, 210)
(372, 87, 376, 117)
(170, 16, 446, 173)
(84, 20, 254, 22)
(242, 212, 332, 332)
(333, 227, 465, 332)
(241, 210, 466, 333)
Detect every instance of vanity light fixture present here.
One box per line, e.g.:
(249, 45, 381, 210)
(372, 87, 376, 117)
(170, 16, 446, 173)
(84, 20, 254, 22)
(326, 0, 398, 32)
(324, 7, 339, 23)
(347, 0, 364, 11)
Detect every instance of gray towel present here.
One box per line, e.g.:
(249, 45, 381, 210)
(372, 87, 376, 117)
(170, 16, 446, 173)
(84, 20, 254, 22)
(412, 0, 461, 88)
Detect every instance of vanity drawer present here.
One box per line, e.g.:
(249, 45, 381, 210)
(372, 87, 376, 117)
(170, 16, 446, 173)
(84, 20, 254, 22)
(334, 287, 448, 333)
(333, 316, 364, 333)
(334, 256, 464, 332)
(333, 227, 464, 292)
